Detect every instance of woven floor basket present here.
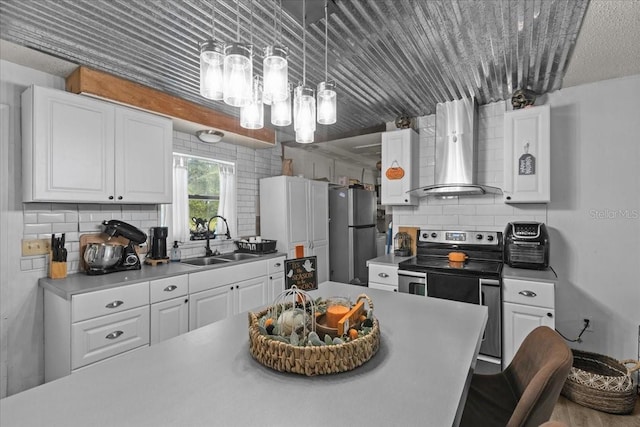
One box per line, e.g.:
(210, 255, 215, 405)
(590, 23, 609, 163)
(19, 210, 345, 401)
(248, 307, 380, 376)
(561, 349, 640, 414)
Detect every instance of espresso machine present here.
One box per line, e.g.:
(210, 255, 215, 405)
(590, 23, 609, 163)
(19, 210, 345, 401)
(84, 220, 147, 275)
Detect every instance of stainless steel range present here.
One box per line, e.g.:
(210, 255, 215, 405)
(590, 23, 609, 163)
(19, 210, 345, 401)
(398, 229, 503, 373)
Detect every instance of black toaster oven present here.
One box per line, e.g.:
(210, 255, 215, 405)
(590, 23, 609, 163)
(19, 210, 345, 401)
(504, 222, 550, 269)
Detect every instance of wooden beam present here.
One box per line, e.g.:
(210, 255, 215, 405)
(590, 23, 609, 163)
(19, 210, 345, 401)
(66, 66, 275, 146)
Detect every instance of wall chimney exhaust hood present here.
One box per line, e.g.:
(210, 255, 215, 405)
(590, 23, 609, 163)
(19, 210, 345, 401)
(408, 97, 502, 198)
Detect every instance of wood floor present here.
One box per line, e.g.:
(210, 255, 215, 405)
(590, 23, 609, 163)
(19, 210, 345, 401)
(551, 395, 640, 427)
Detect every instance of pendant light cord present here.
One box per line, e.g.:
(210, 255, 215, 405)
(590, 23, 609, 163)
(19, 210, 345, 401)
(236, 0, 240, 42)
(303, 0, 306, 86)
(211, 0, 216, 39)
(250, 0, 253, 46)
(324, 0, 328, 82)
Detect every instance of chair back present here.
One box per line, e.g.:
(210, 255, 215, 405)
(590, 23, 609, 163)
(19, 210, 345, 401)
(505, 326, 573, 427)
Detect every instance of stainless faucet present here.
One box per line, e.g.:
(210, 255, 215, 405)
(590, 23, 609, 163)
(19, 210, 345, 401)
(204, 215, 231, 257)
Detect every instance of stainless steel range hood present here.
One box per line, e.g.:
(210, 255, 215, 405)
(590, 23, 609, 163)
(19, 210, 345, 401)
(409, 97, 502, 198)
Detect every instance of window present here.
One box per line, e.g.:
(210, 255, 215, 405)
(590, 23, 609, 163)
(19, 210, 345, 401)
(172, 153, 235, 242)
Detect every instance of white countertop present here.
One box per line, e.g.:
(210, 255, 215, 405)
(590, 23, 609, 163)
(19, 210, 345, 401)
(1, 282, 487, 427)
(502, 265, 558, 282)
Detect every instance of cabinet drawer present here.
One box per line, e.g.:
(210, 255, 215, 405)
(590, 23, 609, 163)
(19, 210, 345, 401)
(72, 282, 149, 322)
(150, 275, 188, 304)
(268, 256, 286, 275)
(369, 282, 397, 292)
(190, 260, 267, 293)
(503, 278, 554, 308)
(368, 264, 398, 287)
(71, 306, 150, 370)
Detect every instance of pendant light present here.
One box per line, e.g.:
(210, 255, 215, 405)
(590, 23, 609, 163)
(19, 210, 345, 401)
(271, 82, 292, 126)
(317, 0, 336, 125)
(199, 0, 224, 100)
(224, 0, 253, 107)
(294, 0, 315, 143)
(263, 0, 288, 105)
(241, 76, 264, 129)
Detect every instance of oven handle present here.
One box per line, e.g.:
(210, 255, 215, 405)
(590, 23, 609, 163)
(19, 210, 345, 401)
(398, 270, 427, 278)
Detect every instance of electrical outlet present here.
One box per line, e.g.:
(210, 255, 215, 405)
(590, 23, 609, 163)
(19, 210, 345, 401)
(22, 238, 52, 256)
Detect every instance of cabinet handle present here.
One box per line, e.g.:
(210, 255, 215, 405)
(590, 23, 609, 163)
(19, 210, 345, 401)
(105, 300, 124, 309)
(117, 196, 123, 200)
(108, 196, 114, 200)
(235, 285, 239, 289)
(547, 312, 553, 318)
(164, 285, 178, 292)
(378, 273, 389, 278)
(105, 330, 124, 340)
(518, 290, 537, 298)
(275, 263, 281, 267)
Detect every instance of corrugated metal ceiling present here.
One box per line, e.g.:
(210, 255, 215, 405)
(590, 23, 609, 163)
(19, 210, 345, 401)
(0, 0, 589, 141)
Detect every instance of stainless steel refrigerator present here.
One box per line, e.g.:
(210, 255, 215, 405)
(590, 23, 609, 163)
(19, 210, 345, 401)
(329, 187, 377, 285)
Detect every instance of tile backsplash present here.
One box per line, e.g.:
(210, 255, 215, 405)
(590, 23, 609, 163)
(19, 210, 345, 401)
(391, 101, 548, 233)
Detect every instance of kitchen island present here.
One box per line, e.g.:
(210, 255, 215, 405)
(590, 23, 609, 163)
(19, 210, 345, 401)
(0, 282, 487, 427)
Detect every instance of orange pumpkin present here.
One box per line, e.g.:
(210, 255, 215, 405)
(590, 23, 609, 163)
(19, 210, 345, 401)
(385, 161, 405, 180)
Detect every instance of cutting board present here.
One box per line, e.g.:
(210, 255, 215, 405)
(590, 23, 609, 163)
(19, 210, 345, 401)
(398, 226, 420, 256)
(79, 233, 146, 271)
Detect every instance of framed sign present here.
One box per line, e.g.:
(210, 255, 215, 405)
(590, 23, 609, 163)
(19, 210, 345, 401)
(285, 256, 317, 291)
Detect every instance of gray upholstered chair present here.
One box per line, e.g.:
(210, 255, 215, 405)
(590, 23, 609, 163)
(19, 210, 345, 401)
(460, 326, 573, 427)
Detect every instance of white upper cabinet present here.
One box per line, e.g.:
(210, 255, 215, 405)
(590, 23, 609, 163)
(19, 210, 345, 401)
(22, 85, 172, 204)
(381, 129, 419, 205)
(503, 105, 550, 203)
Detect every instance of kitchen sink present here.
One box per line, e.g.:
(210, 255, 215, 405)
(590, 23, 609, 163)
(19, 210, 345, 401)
(214, 252, 262, 261)
(180, 257, 232, 266)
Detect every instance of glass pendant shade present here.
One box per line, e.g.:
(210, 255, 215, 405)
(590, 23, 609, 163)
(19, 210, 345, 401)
(294, 85, 316, 137)
(223, 43, 253, 107)
(271, 84, 291, 126)
(317, 81, 337, 124)
(199, 40, 225, 100)
(263, 46, 288, 105)
(295, 128, 314, 144)
(240, 77, 264, 129)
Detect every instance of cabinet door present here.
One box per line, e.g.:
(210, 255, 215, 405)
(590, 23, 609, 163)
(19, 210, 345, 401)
(286, 177, 310, 248)
(150, 297, 189, 345)
(503, 302, 554, 366)
(114, 107, 173, 203)
(381, 129, 418, 205)
(189, 286, 233, 331)
(26, 86, 115, 202)
(268, 273, 285, 302)
(308, 180, 329, 247)
(503, 105, 550, 203)
(311, 242, 330, 284)
(235, 276, 267, 314)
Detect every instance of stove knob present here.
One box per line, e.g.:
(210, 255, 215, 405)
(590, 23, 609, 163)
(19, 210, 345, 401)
(476, 234, 483, 240)
(487, 235, 494, 242)
(431, 232, 438, 238)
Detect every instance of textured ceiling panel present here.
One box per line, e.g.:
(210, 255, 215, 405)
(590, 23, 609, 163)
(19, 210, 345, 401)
(0, 0, 589, 141)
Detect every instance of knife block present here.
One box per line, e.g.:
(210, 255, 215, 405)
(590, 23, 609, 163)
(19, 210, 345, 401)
(49, 253, 67, 279)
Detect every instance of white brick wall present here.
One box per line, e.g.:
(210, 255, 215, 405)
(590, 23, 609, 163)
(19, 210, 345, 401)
(391, 100, 548, 234)
(19, 131, 282, 273)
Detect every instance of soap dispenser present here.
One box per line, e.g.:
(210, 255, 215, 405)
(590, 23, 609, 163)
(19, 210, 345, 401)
(170, 241, 181, 262)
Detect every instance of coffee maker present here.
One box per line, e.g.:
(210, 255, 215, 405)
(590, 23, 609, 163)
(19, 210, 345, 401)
(149, 226, 169, 260)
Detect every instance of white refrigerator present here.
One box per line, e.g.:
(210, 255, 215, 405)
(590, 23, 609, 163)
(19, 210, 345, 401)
(329, 187, 377, 285)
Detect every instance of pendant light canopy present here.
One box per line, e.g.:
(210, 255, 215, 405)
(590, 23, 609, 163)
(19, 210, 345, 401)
(317, 0, 337, 125)
(271, 82, 292, 126)
(240, 76, 264, 129)
(199, 0, 224, 100)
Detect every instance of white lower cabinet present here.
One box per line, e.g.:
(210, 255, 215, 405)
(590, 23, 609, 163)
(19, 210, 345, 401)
(267, 256, 286, 301)
(502, 278, 555, 367)
(188, 259, 269, 331)
(367, 263, 399, 292)
(45, 281, 151, 382)
(150, 275, 189, 344)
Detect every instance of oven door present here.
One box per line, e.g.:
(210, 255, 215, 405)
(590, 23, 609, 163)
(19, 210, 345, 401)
(398, 270, 426, 295)
(426, 272, 480, 304)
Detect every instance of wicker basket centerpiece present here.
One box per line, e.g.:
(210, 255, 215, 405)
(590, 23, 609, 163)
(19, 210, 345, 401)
(248, 286, 380, 376)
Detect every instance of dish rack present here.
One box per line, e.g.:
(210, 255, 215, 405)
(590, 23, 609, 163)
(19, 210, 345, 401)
(235, 239, 277, 254)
